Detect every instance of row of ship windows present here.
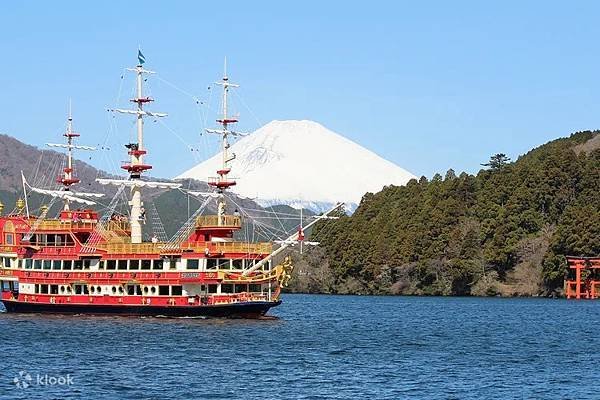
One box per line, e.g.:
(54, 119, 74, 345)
(2, 234, 76, 247)
(22, 259, 93, 270)
(25, 234, 76, 247)
(7, 258, 268, 271)
(99, 258, 259, 270)
(32, 283, 263, 295)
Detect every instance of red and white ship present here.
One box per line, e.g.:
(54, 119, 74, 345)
(0, 54, 342, 318)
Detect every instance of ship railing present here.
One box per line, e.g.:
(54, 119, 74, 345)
(182, 241, 272, 255)
(231, 293, 269, 302)
(105, 220, 131, 235)
(35, 220, 97, 231)
(211, 293, 269, 305)
(98, 232, 129, 243)
(95, 242, 178, 255)
(96, 240, 272, 255)
(195, 215, 242, 229)
(95, 221, 130, 243)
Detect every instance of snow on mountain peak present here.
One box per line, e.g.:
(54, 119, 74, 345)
(176, 120, 417, 211)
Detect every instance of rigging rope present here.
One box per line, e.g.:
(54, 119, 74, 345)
(163, 196, 212, 249)
(235, 206, 310, 218)
(233, 89, 263, 130)
(224, 194, 288, 241)
(22, 195, 60, 241)
(155, 119, 201, 163)
(148, 201, 169, 242)
(81, 184, 126, 253)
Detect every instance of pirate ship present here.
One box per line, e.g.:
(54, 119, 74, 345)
(0, 53, 342, 317)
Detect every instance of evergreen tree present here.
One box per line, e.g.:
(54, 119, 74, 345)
(482, 153, 511, 170)
(445, 168, 457, 181)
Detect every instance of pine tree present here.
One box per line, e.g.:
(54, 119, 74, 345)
(482, 153, 511, 170)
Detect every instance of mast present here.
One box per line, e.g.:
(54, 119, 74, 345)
(206, 58, 244, 225)
(299, 207, 303, 254)
(62, 104, 78, 211)
(112, 50, 167, 243)
(46, 104, 96, 211)
(20, 171, 30, 218)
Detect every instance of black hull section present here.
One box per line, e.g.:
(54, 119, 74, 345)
(1, 300, 281, 318)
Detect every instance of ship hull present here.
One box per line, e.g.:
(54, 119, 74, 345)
(1, 299, 281, 319)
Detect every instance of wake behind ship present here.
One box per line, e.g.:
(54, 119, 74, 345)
(0, 53, 342, 318)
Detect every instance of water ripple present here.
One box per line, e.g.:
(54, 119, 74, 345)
(1, 295, 600, 399)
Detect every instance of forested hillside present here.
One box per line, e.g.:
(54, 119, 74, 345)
(290, 131, 600, 296)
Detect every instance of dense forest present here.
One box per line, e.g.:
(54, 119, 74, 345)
(288, 131, 600, 297)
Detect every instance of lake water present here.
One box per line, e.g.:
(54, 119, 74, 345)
(0, 294, 599, 399)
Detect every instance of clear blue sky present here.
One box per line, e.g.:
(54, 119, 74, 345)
(1, 1, 599, 179)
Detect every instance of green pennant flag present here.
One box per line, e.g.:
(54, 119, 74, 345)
(138, 49, 146, 65)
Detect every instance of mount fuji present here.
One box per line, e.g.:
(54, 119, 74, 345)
(175, 120, 416, 212)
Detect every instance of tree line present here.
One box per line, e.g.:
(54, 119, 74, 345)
(298, 131, 600, 296)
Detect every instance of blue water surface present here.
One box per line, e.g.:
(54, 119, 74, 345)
(0, 294, 599, 399)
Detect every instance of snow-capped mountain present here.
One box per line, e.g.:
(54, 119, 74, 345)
(176, 120, 416, 212)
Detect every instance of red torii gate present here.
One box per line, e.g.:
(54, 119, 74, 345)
(565, 257, 600, 299)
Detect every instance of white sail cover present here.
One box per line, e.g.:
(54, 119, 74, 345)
(186, 191, 220, 198)
(27, 187, 97, 206)
(70, 190, 104, 198)
(46, 143, 96, 151)
(96, 178, 182, 189)
(111, 109, 167, 118)
(22, 174, 99, 206)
